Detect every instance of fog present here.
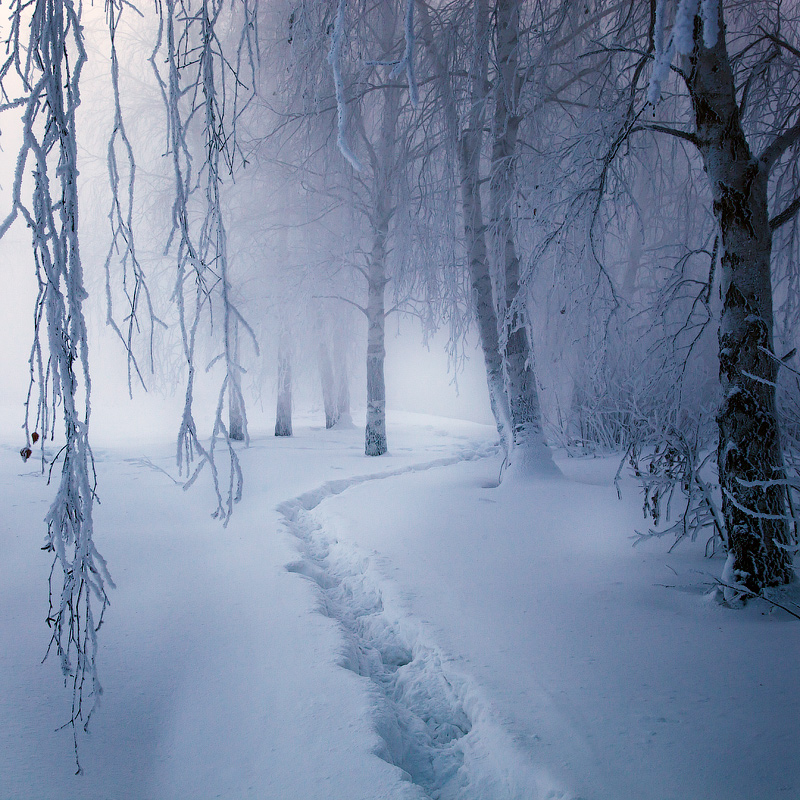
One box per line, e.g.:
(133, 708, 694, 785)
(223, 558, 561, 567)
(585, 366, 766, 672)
(0, 8, 492, 452)
(2, 2, 799, 796)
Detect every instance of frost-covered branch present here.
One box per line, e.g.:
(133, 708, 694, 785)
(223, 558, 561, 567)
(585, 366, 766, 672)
(388, 0, 418, 108)
(155, 0, 259, 523)
(0, 0, 113, 771)
(104, 0, 164, 395)
(327, 0, 362, 170)
(648, 0, 720, 105)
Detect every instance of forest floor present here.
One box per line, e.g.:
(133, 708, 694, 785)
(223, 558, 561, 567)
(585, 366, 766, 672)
(0, 411, 798, 800)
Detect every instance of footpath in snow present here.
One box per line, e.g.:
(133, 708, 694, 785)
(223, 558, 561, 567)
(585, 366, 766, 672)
(1, 410, 798, 799)
(311, 448, 800, 800)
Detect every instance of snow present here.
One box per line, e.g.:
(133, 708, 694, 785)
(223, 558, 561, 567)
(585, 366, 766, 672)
(701, 0, 720, 49)
(648, 0, 720, 104)
(673, 0, 701, 56)
(1, 411, 798, 799)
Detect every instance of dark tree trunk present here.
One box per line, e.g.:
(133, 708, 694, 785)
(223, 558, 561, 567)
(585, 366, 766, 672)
(686, 16, 794, 592)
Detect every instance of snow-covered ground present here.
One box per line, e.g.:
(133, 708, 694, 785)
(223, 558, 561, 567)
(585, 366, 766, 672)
(1, 412, 798, 799)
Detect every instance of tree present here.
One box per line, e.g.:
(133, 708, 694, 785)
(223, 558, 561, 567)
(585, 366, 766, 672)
(156, 0, 258, 519)
(488, 0, 556, 475)
(273, 0, 430, 456)
(645, 0, 798, 594)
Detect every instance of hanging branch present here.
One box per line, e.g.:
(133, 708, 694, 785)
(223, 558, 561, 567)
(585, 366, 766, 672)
(648, 0, 720, 105)
(104, 0, 165, 395)
(327, 0, 363, 170)
(0, 0, 113, 772)
(389, 0, 419, 108)
(156, 0, 259, 523)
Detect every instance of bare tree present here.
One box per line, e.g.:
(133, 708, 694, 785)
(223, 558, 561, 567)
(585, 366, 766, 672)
(489, 0, 556, 475)
(269, 0, 430, 456)
(643, 0, 799, 594)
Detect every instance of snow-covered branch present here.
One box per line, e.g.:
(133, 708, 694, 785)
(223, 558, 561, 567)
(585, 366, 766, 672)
(327, 0, 362, 170)
(154, 0, 260, 522)
(0, 0, 113, 771)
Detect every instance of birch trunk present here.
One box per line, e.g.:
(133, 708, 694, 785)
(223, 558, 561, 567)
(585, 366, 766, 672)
(363, 73, 399, 456)
(275, 336, 293, 437)
(491, 0, 554, 475)
(365, 218, 389, 455)
(418, 0, 511, 449)
(458, 0, 512, 451)
(334, 328, 353, 427)
(228, 317, 246, 441)
(317, 329, 338, 429)
(687, 18, 794, 591)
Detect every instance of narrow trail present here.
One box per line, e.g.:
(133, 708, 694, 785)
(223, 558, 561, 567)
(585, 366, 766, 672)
(277, 442, 560, 800)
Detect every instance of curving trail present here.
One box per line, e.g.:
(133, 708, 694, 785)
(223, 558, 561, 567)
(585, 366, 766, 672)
(277, 443, 556, 800)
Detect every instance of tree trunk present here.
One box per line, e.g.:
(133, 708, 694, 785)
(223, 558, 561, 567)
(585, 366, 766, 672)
(419, 0, 511, 449)
(363, 69, 399, 457)
(491, 0, 554, 475)
(228, 317, 246, 441)
(687, 18, 794, 591)
(317, 326, 338, 429)
(275, 336, 293, 437)
(458, 0, 512, 451)
(334, 327, 353, 427)
(365, 223, 388, 455)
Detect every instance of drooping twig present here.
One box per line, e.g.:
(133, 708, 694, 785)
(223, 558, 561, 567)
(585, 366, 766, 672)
(1, 0, 113, 771)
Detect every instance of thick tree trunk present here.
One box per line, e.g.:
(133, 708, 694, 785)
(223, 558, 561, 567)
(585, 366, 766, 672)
(458, 0, 512, 451)
(419, 0, 511, 449)
(275, 336, 293, 437)
(687, 21, 794, 591)
(491, 0, 554, 475)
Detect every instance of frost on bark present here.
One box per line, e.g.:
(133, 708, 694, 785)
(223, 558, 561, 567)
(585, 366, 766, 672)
(363, 75, 400, 457)
(365, 210, 389, 455)
(684, 11, 794, 591)
(275, 336, 293, 437)
(490, 0, 554, 475)
(458, 0, 512, 451)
